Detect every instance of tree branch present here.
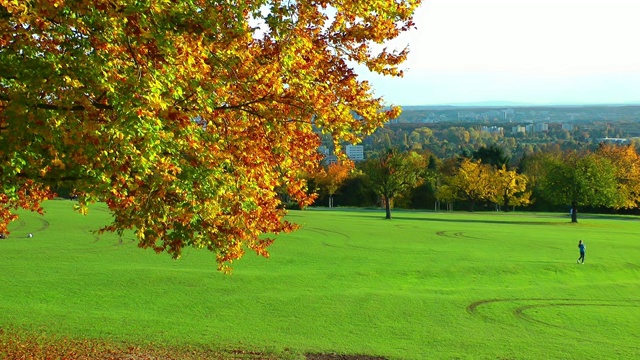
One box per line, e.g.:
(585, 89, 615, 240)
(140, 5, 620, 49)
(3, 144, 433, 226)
(16, 172, 86, 182)
(126, 35, 143, 81)
(1, 93, 114, 111)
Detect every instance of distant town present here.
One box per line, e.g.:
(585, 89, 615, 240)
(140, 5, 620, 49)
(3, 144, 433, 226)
(321, 104, 640, 163)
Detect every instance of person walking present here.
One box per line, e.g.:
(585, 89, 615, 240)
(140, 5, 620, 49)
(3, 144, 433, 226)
(577, 240, 586, 264)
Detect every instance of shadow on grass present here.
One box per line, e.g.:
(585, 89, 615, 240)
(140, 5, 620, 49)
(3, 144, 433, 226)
(344, 213, 569, 226)
(295, 209, 638, 225)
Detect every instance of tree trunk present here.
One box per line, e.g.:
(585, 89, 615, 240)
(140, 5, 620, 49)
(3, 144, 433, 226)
(329, 195, 333, 208)
(571, 202, 578, 223)
(469, 200, 475, 212)
(384, 195, 392, 219)
(503, 195, 509, 212)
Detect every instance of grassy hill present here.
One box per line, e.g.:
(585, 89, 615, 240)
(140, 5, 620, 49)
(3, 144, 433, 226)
(1, 201, 638, 359)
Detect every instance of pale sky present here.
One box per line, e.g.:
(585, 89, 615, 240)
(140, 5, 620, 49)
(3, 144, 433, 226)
(361, 0, 640, 106)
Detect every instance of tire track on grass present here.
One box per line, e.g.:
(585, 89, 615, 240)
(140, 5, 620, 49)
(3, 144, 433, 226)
(435, 230, 485, 240)
(307, 227, 388, 251)
(467, 297, 640, 348)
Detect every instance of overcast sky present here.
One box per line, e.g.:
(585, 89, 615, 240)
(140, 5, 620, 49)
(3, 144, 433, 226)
(361, 0, 640, 106)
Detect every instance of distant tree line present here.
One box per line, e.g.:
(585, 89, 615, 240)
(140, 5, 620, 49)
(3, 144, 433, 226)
(305, 144, 640, 222)
(361, 121, 640, 165)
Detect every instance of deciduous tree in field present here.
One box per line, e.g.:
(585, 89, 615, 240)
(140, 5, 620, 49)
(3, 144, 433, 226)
(444, 158, 495, 212)
(361, 148, 425, 219)
(490, 165, 531, 212)
(595, 144, 640, 209)
(434, 156, 459, 211)
(422, 154, 441, 210)
(0, 0, 420, 270)
(533, 151, 618, 223)
(313, 160, 353, 208)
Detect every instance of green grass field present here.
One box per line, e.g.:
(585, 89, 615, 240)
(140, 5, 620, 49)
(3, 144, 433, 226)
(1, 200, 639, 359)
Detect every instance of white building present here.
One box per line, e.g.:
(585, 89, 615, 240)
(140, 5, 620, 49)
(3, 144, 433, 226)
(345, 145, 364, 161)
(597, 137, 630, 145)
(502, 109, 515, 119)
(525, 123, 548, 133)
(481, 126, 503, 134)
(511, 125, 526, 135)
(534, 123, 549, 132)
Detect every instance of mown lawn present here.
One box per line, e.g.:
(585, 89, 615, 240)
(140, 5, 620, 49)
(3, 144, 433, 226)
(1, 200, 639, 359)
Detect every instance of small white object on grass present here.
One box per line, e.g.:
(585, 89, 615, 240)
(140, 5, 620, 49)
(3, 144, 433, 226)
(27, 233, 33, 238)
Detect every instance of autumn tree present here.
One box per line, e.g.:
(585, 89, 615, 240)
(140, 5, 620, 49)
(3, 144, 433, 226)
(434, 184, 457, 211)
(313, 160, 353, 208)
(434, 157, 460, 211)
(361, 148, 425, 219)
(423, 154, 441, 210)
(0, 0, 420, 271)
(533, 151, 618, 223)
(490, 165, 531, 211)
(595, 144, 640, 209)
(443, 158, 495, 212)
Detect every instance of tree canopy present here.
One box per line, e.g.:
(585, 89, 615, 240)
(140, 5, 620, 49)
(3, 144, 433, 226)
(596, 144, 640, 209)
(472, 144, 510, 169)
(441, 158, 494, 212)
(0, 0, 420, 271)
(532, 151, 619, 222)
(491, 165, 530, 211)
(313, 160, 353, 208)
(361, 148, 425, 219)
